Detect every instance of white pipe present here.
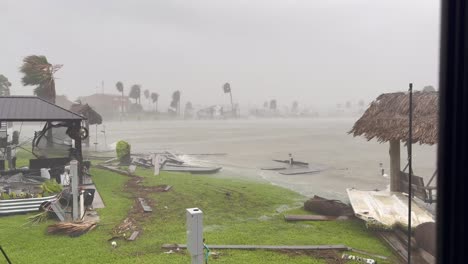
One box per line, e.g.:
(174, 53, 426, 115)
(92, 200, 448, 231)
(70, 160, 79, 221)
(80, 190, 85, 220)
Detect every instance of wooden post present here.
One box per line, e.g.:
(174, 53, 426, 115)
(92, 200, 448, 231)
(389, 140, 401, 192)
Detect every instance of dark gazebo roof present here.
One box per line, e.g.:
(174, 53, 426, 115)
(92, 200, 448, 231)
(349, 91, 438, 145)
(0, 96, 84, 122)
(70, 103, 103, 125)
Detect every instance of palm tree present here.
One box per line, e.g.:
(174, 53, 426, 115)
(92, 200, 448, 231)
(170, 90, 181, 116)
(151, 92, 159, 112)
(144, 89, 150, 110)
(129, 84, 141, 104)
(115, 81, 124, 113)
(223, 82, 235, 116)
(0, 74, 11, 96)
(20, 55, 62, 103)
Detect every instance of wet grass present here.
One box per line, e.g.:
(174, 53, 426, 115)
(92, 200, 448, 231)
(0, 163, 396, 263)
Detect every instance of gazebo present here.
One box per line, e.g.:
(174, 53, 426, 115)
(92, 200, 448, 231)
(0, 96, 86, 183)
(349, 91, 438, 192)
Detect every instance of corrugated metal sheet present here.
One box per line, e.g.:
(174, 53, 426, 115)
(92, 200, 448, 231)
(0, 195, 57, 215)
(0, 96, 84, 121)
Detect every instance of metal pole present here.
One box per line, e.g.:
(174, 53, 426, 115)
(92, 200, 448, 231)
(408, 83, 413, 263)
(70, 160, 79, 221)
(94, 124, 98, 152)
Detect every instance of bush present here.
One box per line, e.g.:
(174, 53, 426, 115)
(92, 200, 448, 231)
(116, 140, 131, 164)
(0, 192, 10, 200)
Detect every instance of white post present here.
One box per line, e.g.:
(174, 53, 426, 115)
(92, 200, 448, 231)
(153, 154, 160, 176)
(70, 160, 79, 221)
(186, 208, 204, 264)
(80, 190, 85, 220)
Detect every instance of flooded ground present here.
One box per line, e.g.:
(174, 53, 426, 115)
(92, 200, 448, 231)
(83, 117, 436, 201)
(18, 117, 437, 201)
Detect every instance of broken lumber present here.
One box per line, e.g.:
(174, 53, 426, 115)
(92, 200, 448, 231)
(128, 231, 140, 241)
(284, 215, 350, 221)
(138, 198, 152, 212)
(162, 244, 348, 251)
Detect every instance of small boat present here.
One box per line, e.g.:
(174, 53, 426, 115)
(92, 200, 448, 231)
(161, 164, 222, 174)
(272, 159, 309, 166)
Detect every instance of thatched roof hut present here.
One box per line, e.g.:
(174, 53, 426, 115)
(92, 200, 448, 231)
(70, 103, 103, 125)
(349, 91, 438, 145)
(349, 91, 438, 192)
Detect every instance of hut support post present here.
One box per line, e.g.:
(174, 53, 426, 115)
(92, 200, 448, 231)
(389, 140, 401, 192)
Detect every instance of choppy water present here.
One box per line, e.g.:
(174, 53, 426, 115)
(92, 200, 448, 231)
(87, 118, 436, 201)
(17, 118, 437, 201)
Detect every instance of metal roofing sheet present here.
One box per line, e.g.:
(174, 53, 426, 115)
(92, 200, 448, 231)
(0, 96, 84, 121)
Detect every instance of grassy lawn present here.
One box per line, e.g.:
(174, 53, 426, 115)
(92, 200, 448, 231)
(0, 164, 396, 263)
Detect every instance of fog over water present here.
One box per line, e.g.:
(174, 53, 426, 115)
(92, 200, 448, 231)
(87, 118, 436, 201)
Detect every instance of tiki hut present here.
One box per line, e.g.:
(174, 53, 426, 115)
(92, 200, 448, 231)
(70, 103, 103, 147)
(349, 91, 438, 191)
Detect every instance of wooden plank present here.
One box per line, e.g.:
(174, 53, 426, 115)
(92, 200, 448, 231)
(376, 231, 407, 263)
(162, 244, 348, 251)
(127, 231, 140, 241)
(137, 198, 152, 212)
(284, 215, 350, 221)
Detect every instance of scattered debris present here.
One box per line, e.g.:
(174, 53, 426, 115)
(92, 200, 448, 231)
(138, 198, 152, 212)
(47, 221, 97, 237)
(111, 241, 117, 248)
(342, 253, 376, 264)
(113, 217, 138, 237)
(128, 231, 140, 241)
(284, 215, 350, 221)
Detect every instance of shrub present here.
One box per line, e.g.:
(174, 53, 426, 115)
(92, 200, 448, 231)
(116, 140, 131, 164)
(0, 192, 10, 200)
(41, 179, 63, 195)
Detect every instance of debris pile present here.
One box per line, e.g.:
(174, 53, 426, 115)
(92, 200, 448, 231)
(47, 221, 97, 237)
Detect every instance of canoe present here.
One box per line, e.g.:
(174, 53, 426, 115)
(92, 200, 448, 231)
(161, 165, 222, 174)
(272, 159, 309, 166)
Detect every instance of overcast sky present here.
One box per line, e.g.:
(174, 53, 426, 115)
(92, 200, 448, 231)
(1, 0, 440, 109)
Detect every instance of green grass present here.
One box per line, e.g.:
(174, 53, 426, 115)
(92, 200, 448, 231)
(0, 164, 396, 263)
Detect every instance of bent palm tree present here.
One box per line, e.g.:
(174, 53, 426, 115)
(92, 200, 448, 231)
(20, 55, 62, 103)
(129, 84, 141, 104)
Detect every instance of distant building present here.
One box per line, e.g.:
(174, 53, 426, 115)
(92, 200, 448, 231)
(78, 93, 130, 120)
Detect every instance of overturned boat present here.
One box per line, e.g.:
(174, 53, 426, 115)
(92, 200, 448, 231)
(161, 164, 221, 174)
